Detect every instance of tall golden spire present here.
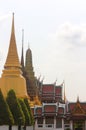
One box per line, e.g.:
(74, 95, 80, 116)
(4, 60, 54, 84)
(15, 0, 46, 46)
(0, 13, 29, 99)
(4, 13, 21, 69)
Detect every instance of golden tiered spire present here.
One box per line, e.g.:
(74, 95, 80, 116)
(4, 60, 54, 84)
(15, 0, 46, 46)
(0, 13, 29, 99)
(4, 13, 21, 69)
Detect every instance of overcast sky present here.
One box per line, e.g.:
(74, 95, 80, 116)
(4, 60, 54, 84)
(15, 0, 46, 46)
(0, 0, 86, 101)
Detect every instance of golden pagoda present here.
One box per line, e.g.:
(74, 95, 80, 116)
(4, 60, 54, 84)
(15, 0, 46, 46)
(0, 13, 28, 98)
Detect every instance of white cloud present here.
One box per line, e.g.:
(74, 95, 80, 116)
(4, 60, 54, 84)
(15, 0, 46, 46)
(57, 23, 86, 48)
(0, 13, 11, 22)
(35, 23, 86, 79)
(38, 23, 86, 101)
(49, 23, 86, 65)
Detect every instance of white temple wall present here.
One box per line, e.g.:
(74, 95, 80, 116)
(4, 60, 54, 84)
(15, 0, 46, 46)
(0, 125, 33, 130)
(12, 126, 17, 130)
(26, 126, 33, 130)
(35, 128, 64, 130)
(0, 125, 9, 130)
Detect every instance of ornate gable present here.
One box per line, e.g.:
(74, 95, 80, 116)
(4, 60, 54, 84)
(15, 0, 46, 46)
(72, 99, 86, 115)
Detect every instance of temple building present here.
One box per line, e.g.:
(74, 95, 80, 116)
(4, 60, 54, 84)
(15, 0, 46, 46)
(21, 28, 86, 130)
(20, 23, 86, 130)
(22, 41, 86, 130)
(32, 97, 86, 130)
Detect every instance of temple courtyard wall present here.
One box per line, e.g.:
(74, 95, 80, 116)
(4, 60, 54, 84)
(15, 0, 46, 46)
(0, 125, 33, 130)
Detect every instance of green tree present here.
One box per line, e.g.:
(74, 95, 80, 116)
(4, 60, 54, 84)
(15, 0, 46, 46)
(24, 98, 34, 125)
(18, 99, 31, 126)
(0, 89, 14, 125)
(6, 89, 25, 125)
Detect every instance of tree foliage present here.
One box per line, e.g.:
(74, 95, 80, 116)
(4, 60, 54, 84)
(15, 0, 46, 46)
(6, 89, 25, 125)
(18, 99, 31, 126)
(24, 98, 34, 125)
(0, 89, 14, 125)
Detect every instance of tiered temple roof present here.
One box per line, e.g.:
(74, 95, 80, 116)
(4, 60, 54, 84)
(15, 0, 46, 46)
(40, 84, 62, 102)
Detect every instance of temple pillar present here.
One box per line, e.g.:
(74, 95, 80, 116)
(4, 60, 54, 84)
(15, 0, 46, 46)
(70, 120, 73, 130)
(35, 118, 38, 128)
(54, 116, 56, 128)
(62, 118, 64, 130)
(43, 117, 45, 128)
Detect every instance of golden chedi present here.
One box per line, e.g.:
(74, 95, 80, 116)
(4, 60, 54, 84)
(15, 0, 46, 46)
(0, 13, 28, 98)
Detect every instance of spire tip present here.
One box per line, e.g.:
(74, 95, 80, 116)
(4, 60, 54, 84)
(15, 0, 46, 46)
(13, 12, 14, 15)
(12, 12, 14, 18)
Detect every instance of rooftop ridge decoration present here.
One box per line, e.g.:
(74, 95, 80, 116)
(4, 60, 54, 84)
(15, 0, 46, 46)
(4, 13, 21, 69)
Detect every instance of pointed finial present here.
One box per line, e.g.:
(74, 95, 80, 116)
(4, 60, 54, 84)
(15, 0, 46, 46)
(54, 78, 57, 85)
(22, 29, 24, 54)
(28, 41, 30, 49)
(12, 12, 14, 21)
(41, 76, 45, 83)
(12, 12, 14, 31)
(13, 12, 14, 17)
(77, 96, 79, 103)
(22, 29, 24, 46)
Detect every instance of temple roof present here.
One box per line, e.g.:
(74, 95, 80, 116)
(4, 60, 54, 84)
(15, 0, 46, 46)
(68, 101, 86, 115)
(42, 84, 54, 93)
(4, 13, 21, 69)
(42, 84, 62, 94)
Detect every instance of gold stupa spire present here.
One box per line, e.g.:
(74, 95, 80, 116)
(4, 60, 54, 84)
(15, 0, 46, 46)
(0, 13, 29, 99)
(4, 13, 21, 69)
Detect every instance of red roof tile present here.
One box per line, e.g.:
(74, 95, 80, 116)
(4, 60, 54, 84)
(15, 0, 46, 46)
(42, 85, 54, 93)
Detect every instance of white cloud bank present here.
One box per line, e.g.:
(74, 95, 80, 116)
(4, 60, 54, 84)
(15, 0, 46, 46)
(57, 23, 86, 48)
(37, 23, 86, 101)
